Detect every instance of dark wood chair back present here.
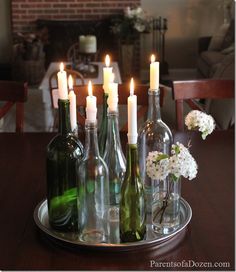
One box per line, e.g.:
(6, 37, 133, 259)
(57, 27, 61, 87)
(0, 80, 28, 133)
(74, 83, 165, 132)
(172, 79, 234, 131)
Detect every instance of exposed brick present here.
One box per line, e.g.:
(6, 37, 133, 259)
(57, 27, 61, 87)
(43, 9, 59, 14)
(60, 9, 75, 14)
(27, 9, 44, 14)
(53, 3, 67, 8)
(69, 3, 84, 8)
(12, 9, 27, 14)
(12, 0, 141, 33)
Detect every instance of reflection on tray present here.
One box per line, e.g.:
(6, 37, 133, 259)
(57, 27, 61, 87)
(34, 198, 192, 251)
(66, 63, 98, 79)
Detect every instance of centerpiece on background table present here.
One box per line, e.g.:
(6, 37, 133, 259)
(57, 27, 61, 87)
(111, 6, 151, 78)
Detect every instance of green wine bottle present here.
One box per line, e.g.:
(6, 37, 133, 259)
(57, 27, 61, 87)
(120, 144, 146, 242)
(98, 93, 108, 157)
(46, 99, 84, 232)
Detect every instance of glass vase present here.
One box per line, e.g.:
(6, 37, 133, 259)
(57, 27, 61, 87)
(119, 144, 146, 242)
(77, 120, 109, 243)
(152, 178, 181, 234)
(46, 99, 84, 232)
(98, 93, 108, 157)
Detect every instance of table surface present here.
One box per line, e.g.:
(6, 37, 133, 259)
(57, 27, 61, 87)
(0, 131, 234, 270)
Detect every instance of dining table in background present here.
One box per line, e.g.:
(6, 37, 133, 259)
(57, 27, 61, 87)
(0, 130, 234, 270)
(38, 61, 122, 130)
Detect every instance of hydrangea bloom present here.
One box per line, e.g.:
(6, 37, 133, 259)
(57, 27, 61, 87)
(169, 142, 198, 180)
(146, 143, 198, 181)
(185, 110, 215, 140)
(146, 151, 170, 180)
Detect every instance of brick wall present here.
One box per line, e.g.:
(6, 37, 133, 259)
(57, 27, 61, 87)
(12, 0, 140, 33)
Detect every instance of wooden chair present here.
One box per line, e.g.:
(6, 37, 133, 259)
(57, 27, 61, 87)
(49, 69, 85, 130)
(73, 83, 166, 132)
(0, 80, 28, 133)
(172, 79, 235, 131)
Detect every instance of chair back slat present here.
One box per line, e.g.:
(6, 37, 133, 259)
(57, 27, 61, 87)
(0, 81, 28, 132)
(173, 79, 235, 131)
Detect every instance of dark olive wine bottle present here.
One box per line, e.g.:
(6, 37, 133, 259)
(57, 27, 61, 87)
(98, 93, 108, 157)
(120, 144, 146, 242)
(46, 99, 84, 232)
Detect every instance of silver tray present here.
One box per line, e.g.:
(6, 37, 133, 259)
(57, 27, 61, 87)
(34, 198, 192, 252)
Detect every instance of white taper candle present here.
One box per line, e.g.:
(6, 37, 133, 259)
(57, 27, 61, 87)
(150, 54, 159, 90)
(57, 62, 68, 99)
(127, 78, 137, 144)
(68, 75, 77, 131)
(86, 81, 97, 122)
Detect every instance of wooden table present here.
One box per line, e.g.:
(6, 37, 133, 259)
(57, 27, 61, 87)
(0, 131, 234, 270)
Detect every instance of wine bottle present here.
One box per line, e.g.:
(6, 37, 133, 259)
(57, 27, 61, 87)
(77, 120, 109, 242)
(120, 79, 146, 242)
(98, 92, 108, 157)
(138, 88, 172, 234)
(103, 92, 126, 214)
(77, 82, 109, 243)
(46, 99, 84, 232)
(120, 144, 146, 242)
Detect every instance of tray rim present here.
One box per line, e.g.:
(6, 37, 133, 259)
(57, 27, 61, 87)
(34, 198, 192, 251)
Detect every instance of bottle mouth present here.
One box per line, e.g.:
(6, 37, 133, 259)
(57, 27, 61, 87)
(85, 119, 97, 129)
(148, 88, 160, 95)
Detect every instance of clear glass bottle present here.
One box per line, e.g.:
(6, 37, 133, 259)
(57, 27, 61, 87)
(46, 99, 84, 232)
(138, 88, 173, 232)
(103, 109, 126, 208)
(98, 93, 108, 157)
(119, 144, 146, 242)
(77, 120, 109, 243)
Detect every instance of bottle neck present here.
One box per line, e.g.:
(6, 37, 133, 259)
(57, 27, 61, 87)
(85, 121, 100, 157)
(106, 110, 122, 151)
(147, 89, 161, 121)
(102, 93, 108, 121)
(58, 99, 72, 135)
(126, 144, 140, 181)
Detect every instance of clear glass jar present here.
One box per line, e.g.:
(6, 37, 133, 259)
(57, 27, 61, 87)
(152, 178, 181, 234)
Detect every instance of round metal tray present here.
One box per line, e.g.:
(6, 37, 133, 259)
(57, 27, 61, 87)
(34, 198, 192, 252)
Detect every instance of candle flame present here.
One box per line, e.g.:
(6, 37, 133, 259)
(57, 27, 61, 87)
(105, 54, 110, 67)
(60, 62, 64, 72)
(68, 75, 73, 90)
(151, 54, 155, 63)
(88, 81, 93, 96)
(130, 78, 134, 96)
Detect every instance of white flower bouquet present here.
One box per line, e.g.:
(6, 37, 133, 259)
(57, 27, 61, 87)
(146, 110, 215, 230)
(111, 6, 151, 44)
